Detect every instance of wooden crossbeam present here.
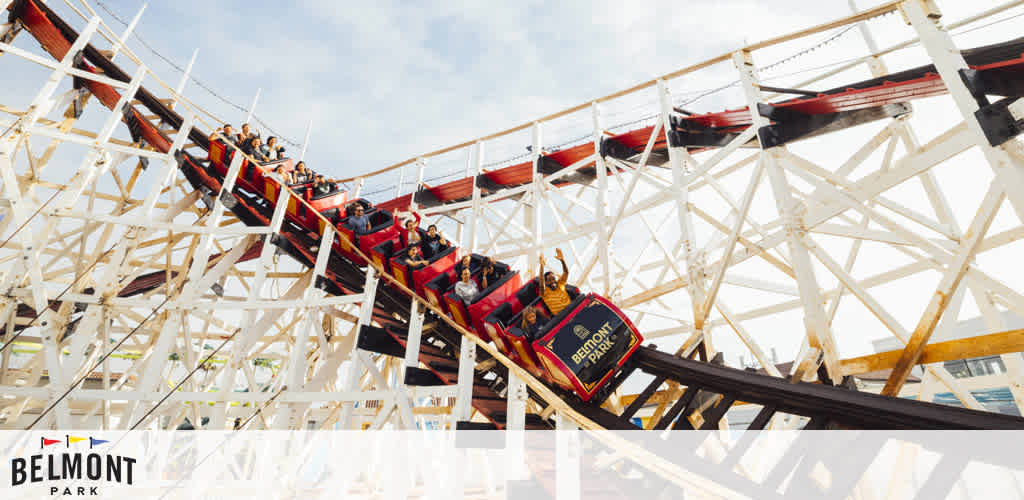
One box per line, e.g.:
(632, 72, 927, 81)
(842, 328, 1024, 376)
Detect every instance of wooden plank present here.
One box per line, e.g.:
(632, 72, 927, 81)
(842, 328, 1024, 376)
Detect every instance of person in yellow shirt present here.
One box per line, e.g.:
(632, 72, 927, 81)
(539, 248, 571, 315)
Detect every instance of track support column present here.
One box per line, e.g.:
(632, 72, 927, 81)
(732, 49, 842, 383)
(339, 267, 379, 429)
(403, 298, 424, 382)
(465, 141, 484, 250)
(555, 413, 580, 500)
(903, 0, 1024, 222)
(527, 122, 543, 275)
(453, 335, 476, 426)
(592, 102, 612, 295)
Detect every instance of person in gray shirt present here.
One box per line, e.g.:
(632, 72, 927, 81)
(453, 268, 479, 305)
(345, 204, 371, 235)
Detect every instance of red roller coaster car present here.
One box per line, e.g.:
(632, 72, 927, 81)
(204, 139, 644, 402)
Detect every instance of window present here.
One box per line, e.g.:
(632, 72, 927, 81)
(944, 356, 1007, 378)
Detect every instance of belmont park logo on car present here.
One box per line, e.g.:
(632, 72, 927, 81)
(9, 435, 136, 496)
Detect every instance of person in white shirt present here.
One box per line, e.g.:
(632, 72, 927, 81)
(262, 136, 285, 161)
(453, 268, 479, 305)
(404, 219, 422, 247)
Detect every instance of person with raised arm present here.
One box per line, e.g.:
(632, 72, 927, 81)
(237, 123, 255, 146)
(480, 256, 499, 288)
(453, 254, 473, 277)
(421, 224, 448, 258)
(538, 248, 571, 316)
(209, 124, 238, 146)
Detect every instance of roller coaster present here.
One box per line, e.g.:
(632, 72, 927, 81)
(3, 0, 1024, 495)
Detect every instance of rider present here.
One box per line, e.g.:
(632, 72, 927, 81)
(538, 248, 571, 316)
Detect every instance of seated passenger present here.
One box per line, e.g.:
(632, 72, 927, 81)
(422, 224, 448, 258)
(520, 305, 546, 339)
(453, 268, 479, 305)
(400, 245, 429, 270)
(539, 248, 571, 316)
(211, 124, 238, 146)
(345, 203, 371, 235)
(266, 164, 294, 184)
(261, 136, 285, 161)
(453, 254, 472, 277)
(480, 256, 500, 288)
(237, 123, 255, 146)
(404, 219, 422, 247)
(293, 161, 313, 184)
(313, 174, 335, 196)
(248, 137, 270, 163)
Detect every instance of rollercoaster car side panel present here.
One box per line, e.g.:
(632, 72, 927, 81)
(358, 211, 400, 254)
(334, 224, 367, 265)
(482, 279, 545, 363)
(412, 246, 458, 296)
(532, 293, 644, 401)
(482, 302, 517, 360)
(424, 272, 453, 315)
(466, 271, 521, 350)
(337, 209, 399, 266)
(308, 190, 348, 213)
(370, 239, 397, 276)
(443, 289, 488, 340)
(504, 327, 547, 380)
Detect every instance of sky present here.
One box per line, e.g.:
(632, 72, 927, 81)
(47, 0, 854, 180)
(5, 0, 1024, 372)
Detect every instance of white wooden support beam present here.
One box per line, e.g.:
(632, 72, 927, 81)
(276, 225, 336, 429)
(244, 87, 261, 126)
(403, 299, 424, 374)
(902, 0, 1024, 223)
(107, 3, 146, 63)
(527, 123, 542, 275)
(411, 157, 425, 212)
(505, 371, 528, 430)
(18, 17, 101, 129)
(452, 335, 476, 423)
(657, 79, 708, 346)
(847, 0, 888, 76)
(119, 313, 180, 429)
(592, 102, 612, 295)
(62, 113, 195, 375)
(466, 141, 484, 250)
(338, 268, 378, 429)
(555, 413, 580, 500)
(882, 182, 1006, 395)
(187, 151, 244, 287)
(505, 370, 528, 481)
(171, 48, 198, 109)
(732, 49, 841, 382)
(395, 163, 406, 199)
(124, 232, 259, 430)
(299, 120, 312, 162)
(698, 159, 764, 325)
(0, 20, 103, 429)
(803, 235, 983, 408)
